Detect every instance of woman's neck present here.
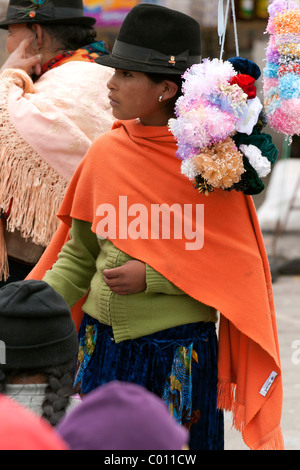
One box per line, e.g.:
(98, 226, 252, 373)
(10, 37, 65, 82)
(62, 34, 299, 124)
(40, 48, 66, 67)
(8, 374, 47, 385)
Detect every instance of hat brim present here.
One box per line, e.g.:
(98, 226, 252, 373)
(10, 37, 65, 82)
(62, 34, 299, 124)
(0, 16, 96, 29)
(95, 54, 186, 75)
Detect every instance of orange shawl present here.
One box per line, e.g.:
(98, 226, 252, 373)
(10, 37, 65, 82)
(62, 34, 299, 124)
(28, 119, 284, 450)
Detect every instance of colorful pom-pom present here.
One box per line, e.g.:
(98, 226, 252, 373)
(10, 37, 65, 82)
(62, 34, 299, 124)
(227, 57, 261, 80)
(264, 63, 280, 78)
(168, 58, 276, 195)
(278, 73, 300, 99)
(239, 144, 271, 178)
(263, 0, 300, 136)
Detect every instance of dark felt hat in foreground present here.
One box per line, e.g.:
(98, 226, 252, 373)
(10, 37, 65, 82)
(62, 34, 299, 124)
(0, 0, 96, 29)
(0, 280, 78, 370)
(96, 4, 201, 75)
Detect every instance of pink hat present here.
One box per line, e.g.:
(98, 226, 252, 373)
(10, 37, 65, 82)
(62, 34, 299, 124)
(0, 394, 68, 450)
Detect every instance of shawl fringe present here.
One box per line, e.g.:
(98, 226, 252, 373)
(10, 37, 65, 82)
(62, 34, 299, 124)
(0, 70, 67, 280)
(217, 380, 285, 450)
(0, 220, 9, 282)
(217, 380, 245, 432)
(0, 145, 67, 246)
(0, 69, 68, 266)
(255, 426, 285, 450)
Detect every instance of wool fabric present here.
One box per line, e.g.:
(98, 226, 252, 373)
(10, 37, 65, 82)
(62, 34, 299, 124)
(29, 119, 284, 450)
(0, 280, 78, 369)
(57, 381, 189, 450)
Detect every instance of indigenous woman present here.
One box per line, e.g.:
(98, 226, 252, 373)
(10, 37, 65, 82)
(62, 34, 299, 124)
(29, 4, 283, 450)
(0, 0, 114, 285)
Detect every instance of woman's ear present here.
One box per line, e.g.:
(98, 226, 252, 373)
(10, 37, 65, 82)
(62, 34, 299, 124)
(162, 80, 179, 101)
(31, 23, 43, 50)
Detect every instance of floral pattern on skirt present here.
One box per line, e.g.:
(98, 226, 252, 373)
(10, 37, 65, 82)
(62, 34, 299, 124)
(74, 314, 224, 450)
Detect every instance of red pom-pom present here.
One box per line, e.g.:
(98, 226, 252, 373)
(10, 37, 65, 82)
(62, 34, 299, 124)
(229, 74, 256, 99)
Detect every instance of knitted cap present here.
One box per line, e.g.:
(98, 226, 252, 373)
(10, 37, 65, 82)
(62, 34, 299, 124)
(57, 381, 189, 450)
(0, 280, 78, 370)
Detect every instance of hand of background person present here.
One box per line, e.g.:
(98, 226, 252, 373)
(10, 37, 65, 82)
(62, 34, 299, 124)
(103, 260, 146, 295)
(0, 37, 42, 77)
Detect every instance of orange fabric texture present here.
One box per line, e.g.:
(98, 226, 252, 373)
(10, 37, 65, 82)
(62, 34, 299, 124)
(29, 119, 284, 450)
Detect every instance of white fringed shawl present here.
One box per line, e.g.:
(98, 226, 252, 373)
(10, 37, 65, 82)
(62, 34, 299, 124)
(0, 62, 114, 279)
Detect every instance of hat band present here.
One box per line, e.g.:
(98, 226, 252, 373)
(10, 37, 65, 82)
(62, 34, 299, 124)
(6, 5, 85, 21)
(112, 40, 201, 70)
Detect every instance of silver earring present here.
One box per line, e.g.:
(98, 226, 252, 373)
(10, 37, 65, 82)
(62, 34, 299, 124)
(159, 95, 163, 102)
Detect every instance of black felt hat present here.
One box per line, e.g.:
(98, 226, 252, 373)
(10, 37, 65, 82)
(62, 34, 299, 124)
(0, 0, 96, 29)
(0, 280, 78, 370)
(96, 4, 201, 75)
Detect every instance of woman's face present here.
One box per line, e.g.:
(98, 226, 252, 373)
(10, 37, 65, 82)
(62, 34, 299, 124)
(107, 69, 169, 126)
(6, 24, 36, 54)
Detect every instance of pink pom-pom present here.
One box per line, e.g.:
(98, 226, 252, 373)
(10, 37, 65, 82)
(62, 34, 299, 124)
(263, 0, 300, 136)
(263, 77, 279, 90)
(280, 99, 300, 134)
(268, 107, 296, 134)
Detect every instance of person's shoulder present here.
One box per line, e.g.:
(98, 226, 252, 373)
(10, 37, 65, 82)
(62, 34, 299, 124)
(46, 60, 112, 80)
(36, 61, 112, 90)
(90, 123, 120, 147)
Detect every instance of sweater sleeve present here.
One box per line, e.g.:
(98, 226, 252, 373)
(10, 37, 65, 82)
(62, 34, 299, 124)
(145, 264, 185, 295)
(43, 218, 99, 307)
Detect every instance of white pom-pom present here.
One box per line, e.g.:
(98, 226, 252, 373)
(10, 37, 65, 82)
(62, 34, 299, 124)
(239, 144, 271, 177)
(181, 158, 198, 181)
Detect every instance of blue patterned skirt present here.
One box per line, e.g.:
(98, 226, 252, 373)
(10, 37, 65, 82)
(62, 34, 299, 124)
(74, 314, 224, 450)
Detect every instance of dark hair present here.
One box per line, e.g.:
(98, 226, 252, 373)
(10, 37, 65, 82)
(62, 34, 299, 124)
(0, 361, 76, 427)
(145, 72, 183, 116)
(27, 23, 97, 51)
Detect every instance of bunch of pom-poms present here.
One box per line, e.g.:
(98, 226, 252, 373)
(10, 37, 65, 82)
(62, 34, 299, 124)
(263, 0, 300, 137)
(168, 57, 278, 196)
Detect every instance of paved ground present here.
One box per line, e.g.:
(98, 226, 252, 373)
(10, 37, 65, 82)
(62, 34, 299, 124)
(224, 232, 300, 450)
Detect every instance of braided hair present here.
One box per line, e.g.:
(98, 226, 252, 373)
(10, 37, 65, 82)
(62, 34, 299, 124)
(0, 361, 76, 427)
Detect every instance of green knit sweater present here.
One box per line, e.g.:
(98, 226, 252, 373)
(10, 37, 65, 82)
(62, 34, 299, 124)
(43, 219, 217, 343)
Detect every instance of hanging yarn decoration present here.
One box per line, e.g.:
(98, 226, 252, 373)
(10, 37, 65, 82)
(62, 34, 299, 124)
(169, 57, 278, 195)
(229, 57, 278, 194)
(263, 0, 300, 137)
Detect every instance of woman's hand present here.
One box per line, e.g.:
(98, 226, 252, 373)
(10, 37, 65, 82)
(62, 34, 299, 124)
(1, 37, 42, 76)
(103, 260, 146, 295)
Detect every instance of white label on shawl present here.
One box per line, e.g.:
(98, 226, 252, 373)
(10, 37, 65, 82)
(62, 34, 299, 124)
(259, 371, 278, 397)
